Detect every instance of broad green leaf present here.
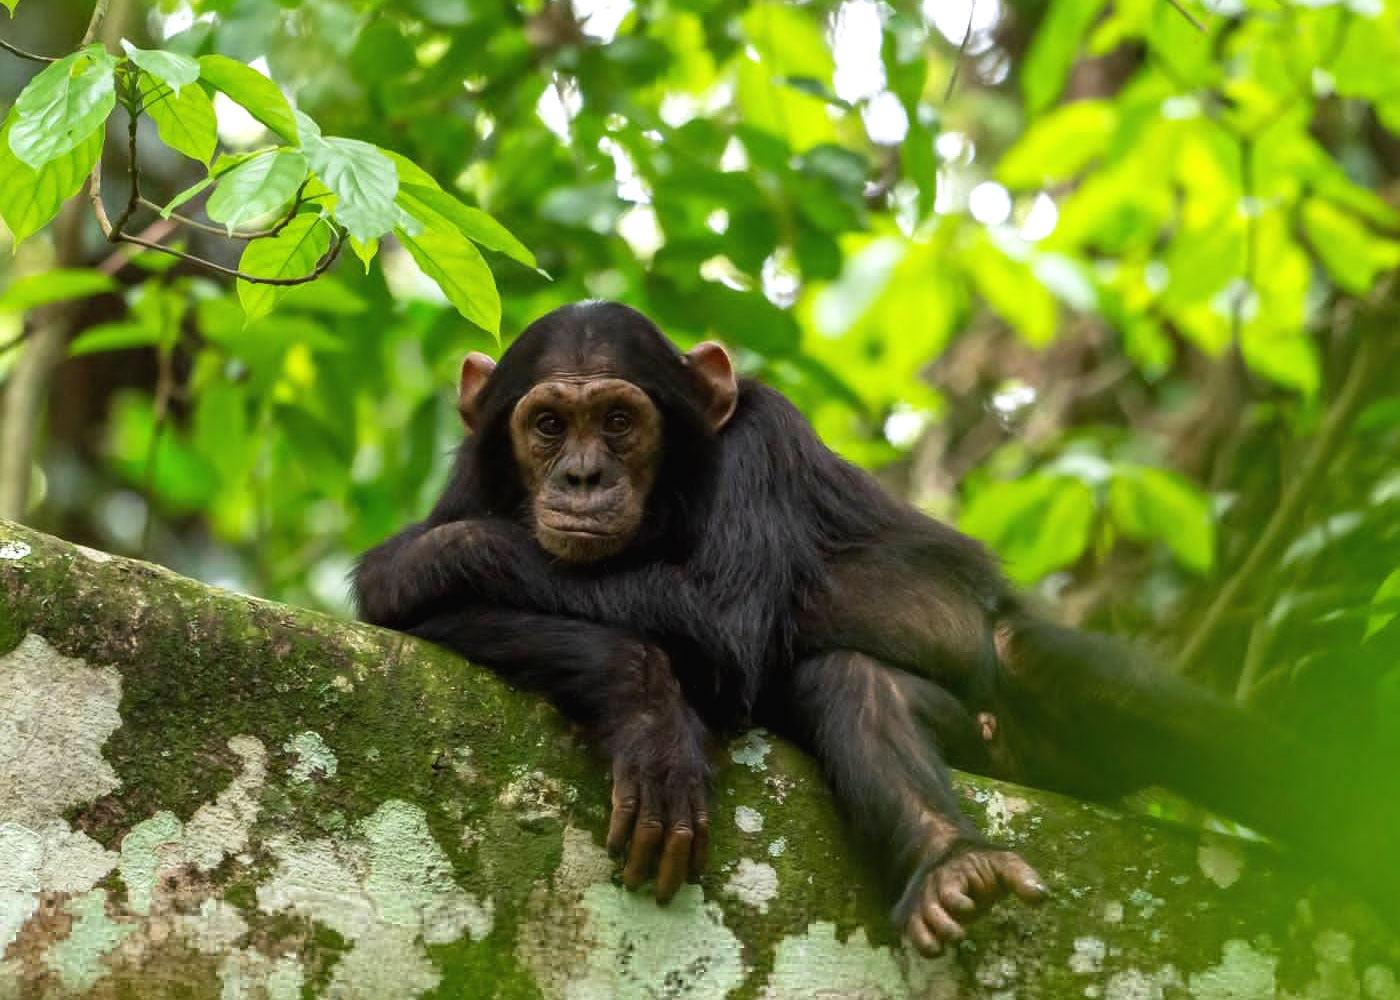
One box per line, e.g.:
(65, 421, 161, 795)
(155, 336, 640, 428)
(394, 205, 500, 334)
(962, 237, 1058, 345)
(1000, 101, 1116, 189)
(1241, 329, 1320, 397)
(0, 116, 104, 246)
(197, 54, 297, 142)
(1366, 569, 1400, 641)
(121, 41, 199, 93)
(303, 135, 398, 243)
(0, 269, 114, 313)
(143, 81, 217, 165)
(236, 213, 332, 324)
(1108, 465, 1215, 574)
(68, 322, 159, 356)
(381, 148, 439, 189)
(961, 475, 1096, 583)
(1300, 199, 1400, 295)
(1, 0, 20, 13)
(398, 184, 535, 268)
(1021, 0, 1109, 114)
(9, 46, 116, 168)
(207, 151, 307, 233)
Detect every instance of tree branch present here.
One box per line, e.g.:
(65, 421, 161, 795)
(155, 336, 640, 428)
(0, 37, 57, 63)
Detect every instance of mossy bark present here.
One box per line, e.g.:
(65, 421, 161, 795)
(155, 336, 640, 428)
(0, 518, 1395, 1000)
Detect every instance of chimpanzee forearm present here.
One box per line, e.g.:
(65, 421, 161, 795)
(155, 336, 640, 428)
(407, 605, 712, 899)
(354, 519, 555, 628)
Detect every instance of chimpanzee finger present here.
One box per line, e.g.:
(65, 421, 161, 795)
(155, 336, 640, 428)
(687, 805, 710, 882)
(623, 789, 664, 889)
(997, 856, 1050, 904)
(905, 913, 942, 957)
(937, 882, 978, 916)
(607, 770, 640, 856)
(654, 826, 694, 903)
(920, 896, 966, 946)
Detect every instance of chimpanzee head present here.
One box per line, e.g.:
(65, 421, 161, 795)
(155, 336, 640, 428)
(457, 301, 737, 563)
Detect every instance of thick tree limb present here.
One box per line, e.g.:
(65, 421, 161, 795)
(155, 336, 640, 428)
(0, 519, 1394, 998)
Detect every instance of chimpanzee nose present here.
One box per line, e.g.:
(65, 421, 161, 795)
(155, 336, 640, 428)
(565, 469, 604, 489)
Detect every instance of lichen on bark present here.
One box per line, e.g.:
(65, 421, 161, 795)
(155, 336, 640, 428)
(0, 518, 1396, 999)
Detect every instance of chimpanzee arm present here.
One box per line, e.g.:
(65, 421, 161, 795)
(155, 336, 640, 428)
(408, 606, 711, 900)
(773, 651, 1047, 956)
(354, 519, 558, 629)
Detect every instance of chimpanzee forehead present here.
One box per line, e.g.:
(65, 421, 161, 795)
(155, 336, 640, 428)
(512, 300, 683, 381)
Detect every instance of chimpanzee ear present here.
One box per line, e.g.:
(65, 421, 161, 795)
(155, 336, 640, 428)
(458, 352, 497, 430)
(684, 341, 738, 430)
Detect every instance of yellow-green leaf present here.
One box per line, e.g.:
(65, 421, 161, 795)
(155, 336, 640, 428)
(237, 214, 332, 324)
(143, 81, 218, 165)
(0, 115, 103, 246)
(197, 55, 297, 142)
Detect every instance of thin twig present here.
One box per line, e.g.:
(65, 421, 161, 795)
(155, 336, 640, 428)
(944, 0, 978, 102)
(112, 226, 345, 285)
(1176, 328, 1391, 674)
(138, 180, 310, 241)
(1164, 0, 1207, 32)
(80, 0, 112, 46)
(0, 37, 56, 63)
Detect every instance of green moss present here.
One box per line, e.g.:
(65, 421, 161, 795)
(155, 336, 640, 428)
(425, 932, 543, 1000)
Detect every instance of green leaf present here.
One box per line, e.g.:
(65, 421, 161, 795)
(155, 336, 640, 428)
(963, 237, 1058, 345)
(349, 236, 378, 272)
(303, 135, 398, 243)
(0, 116, 104, 246)
(236, 213, 332, 324)
(1300, 199, 1400, 296)
(1366, 569, 1400, 641)
(0, 269, 114, 313)
(207, 151, 307, 233)
(143, 81, 218, 165)
(961, 475, 1096, 584)
(9, 46, 116, 168)
(1240, 329, 1320, 397)
(1, 0, 20, 13)
(159, 175, 214, 218)
(196, 54, 297, 142)
(1021, 0, 1109, 114)
(120, 41, 199, 93)
(1108, 465, 1215, 574)
(394, 206, 500, 335)
(68, 322, 159, 356)
(398, 184, 535, 269)
(1000, 101, 1116, 189)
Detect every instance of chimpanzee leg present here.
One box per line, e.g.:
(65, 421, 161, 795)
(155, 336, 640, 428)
(993, 613, 1400, 906)
(769, 650, 1047, 956)
(410, 606, 711, 900)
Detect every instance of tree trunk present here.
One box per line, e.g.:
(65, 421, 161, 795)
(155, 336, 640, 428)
(0, 519, 1394, 999)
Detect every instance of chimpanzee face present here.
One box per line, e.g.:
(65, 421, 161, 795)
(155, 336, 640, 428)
(455, 330, 736, 564)
(507, 372, 664, 562)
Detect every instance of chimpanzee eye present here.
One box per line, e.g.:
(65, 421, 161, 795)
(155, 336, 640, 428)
(535, 412, 565, 437)
(603, 410, 633, 435)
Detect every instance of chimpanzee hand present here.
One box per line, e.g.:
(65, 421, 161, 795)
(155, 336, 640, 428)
(606, 742, 711, 902)
(603, 646, 712, 903)
(900, 843, 1048, 956)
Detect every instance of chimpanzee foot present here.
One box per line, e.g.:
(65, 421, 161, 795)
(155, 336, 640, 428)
(903, 846, 1048, 956)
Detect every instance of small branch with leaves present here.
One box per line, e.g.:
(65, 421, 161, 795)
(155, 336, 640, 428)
(0, 7, 532, 332)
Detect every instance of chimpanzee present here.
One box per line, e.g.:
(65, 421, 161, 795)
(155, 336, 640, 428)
(355, 301, 1393, 954)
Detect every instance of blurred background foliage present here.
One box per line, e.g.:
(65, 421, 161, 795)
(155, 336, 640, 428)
(1, 0, 1398, 768)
